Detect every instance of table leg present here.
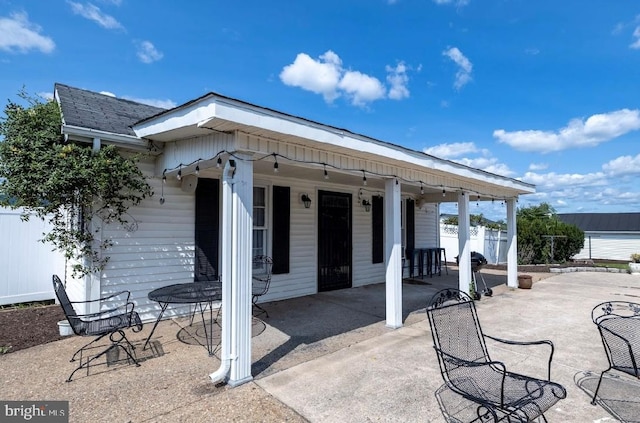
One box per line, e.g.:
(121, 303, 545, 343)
(143, 302, 169, 351)
(198, 301, 215, 356)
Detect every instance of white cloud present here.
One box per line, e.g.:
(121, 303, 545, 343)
(432, 0, 470, 7)
(123, 96, 175, 109)
(99, 91, 116, 97)
(455, 156, 514, 177)
(99, 0, 122, 5)
(522, 171, 607, 190)
(631, 26, 640, 49)
(602, 153, 640, 176)
(280, 51, 410, 106)
(494, 109, 640, 153)
(67, 1, 123, 30)
(338, 70, 386, 106)
(424, 142, 478, 159)
(528, 162, 548, 171)
(524, 48, 540, 55)
(442, 47, 472, 90)
(136, 40, 163, 63)
(386, 62, 410, 100)
(0, 12, 55, 53)
(280, 51, 343, 102)
(37, 92, 54, 100)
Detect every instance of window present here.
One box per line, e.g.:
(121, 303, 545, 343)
(253, 186, 267, 259)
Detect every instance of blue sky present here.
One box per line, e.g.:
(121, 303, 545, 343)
(1, 0, 639, 220)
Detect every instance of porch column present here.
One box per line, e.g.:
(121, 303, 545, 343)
(227, 155, 254, 386)
(506, 198, 518, 288)
(384, 178, 402, 329)
(457, 192, 472, 294)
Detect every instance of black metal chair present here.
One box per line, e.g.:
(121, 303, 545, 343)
(252, 255, 273, 318)
(52, 275, 144, 382)
(591, 301, 640, 405)
(426, 288, 566, 422)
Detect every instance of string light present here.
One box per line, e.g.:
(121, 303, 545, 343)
(160, 150, 513, 203)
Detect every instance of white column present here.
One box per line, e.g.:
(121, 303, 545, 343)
(506, 198, 518, 288)
(384, 179, 402, 329)
(228, 155, 254, 386)
(457, 192, 471, 294)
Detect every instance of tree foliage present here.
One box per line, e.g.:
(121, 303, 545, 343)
(516, 202, 584, 264)
(0, 90, 153, 277)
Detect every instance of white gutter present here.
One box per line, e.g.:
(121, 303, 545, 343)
(62, 125, 151, 151)
(209, 161, 235, 383)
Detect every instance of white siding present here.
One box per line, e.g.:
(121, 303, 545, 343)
(574, 232, 640, 261)
(96, 159, 441, 320)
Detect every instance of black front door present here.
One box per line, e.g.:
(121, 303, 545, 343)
(318, 190, 352, 292)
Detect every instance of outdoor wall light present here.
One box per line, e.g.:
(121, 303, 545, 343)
(301, 193, 312, 209)
(362, 199, 371, 212)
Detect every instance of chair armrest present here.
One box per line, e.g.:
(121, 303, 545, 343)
(484, 334, 555, 380)
(75, 301, 137, 320)
(68, 290, 132, 306)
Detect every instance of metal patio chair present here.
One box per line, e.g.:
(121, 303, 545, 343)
(53, 275, 144, 382)
(426, 288, 566, 422)
(591, 300, 640, 405)
(252, 255, 273, 318)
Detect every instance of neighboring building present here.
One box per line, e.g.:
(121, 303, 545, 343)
(557, 213, 640, 261)
(55, 83, 534, 385)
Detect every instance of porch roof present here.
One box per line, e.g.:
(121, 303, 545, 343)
(55, 82, 535, 198)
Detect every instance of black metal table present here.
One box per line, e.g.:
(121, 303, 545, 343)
(143, 282, 221, 355)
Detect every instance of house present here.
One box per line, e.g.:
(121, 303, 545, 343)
(54, 83, 535, 386)
(557, 213, 640, 261)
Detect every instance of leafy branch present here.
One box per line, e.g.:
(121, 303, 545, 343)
(0, 89, 153, 277)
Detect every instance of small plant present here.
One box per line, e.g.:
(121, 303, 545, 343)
(631, 254, 640, 263)
(0, 345, 12, 354)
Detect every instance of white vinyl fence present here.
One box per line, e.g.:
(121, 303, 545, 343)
(0, 208, 65, 305)
(440, 224, 508, 264)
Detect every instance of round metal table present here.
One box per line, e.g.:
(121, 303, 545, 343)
(143, 282, 221, 355)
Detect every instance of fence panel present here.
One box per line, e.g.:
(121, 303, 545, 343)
(0, 209, 65, 305)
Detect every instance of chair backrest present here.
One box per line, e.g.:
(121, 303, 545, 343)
(592, 301, 640, 375)
(426, 288, 491, 382)
(52, 274, 84, 335)
(252, 255, 273, 296)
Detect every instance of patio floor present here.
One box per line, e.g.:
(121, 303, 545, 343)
(2, 269, 639, 422)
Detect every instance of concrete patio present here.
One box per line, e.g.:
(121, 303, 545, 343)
(2, 269, 639, 422)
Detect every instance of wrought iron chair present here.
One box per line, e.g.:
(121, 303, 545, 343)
(252, 255, 273, 318)
(52, 275, 144, 382)
(591, 301, 640, 405)
(426, 288, 566, 422)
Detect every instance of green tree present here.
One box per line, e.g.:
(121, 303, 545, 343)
(516, 202, 584, 264)
(0, 90, 153, 277)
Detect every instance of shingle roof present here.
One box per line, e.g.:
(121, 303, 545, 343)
(55, 83, 166, 137)
(557, 213, 640, 232)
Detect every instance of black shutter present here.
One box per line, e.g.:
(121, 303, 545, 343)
(406, 198, 415, 253)
(272, 186, 290, 274)
(194, 179, 219, 282)
(372, 196, 384, 263)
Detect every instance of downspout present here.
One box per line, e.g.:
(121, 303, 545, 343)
(210, 161, 235, 383)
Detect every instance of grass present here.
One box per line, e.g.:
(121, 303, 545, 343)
(0, 345, 12, 354)
(595, 263, 630, 270)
